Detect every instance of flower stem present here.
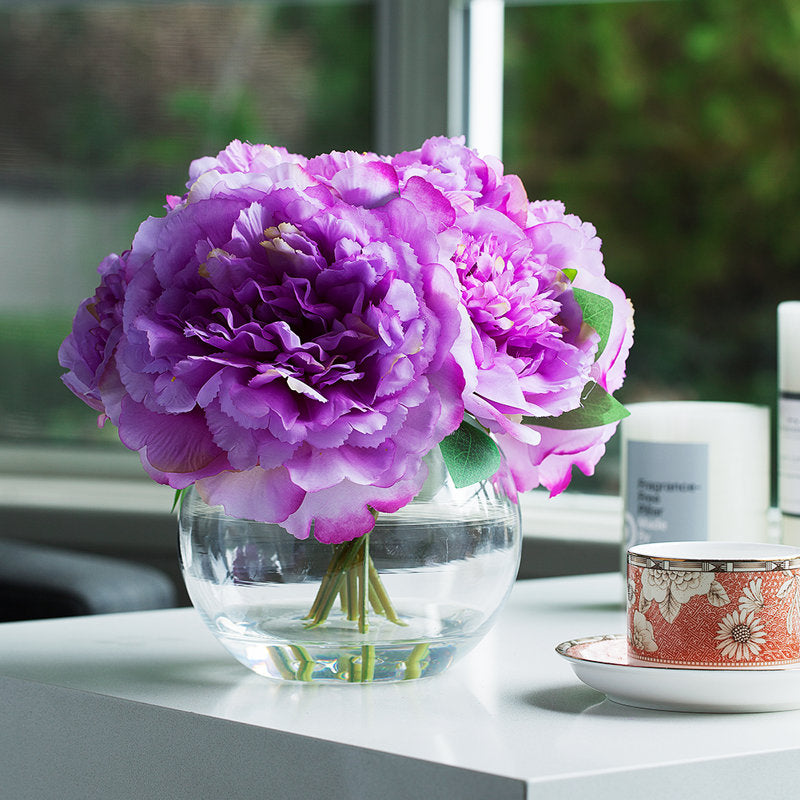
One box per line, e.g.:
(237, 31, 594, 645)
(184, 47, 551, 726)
(347, 564, 358, 621)
(303, 536, 367, 627)
(270, 647, 298, 680)
(368, 582, 386, 616)
(404, 644, 430, 680)
(358, 532, 370, 633)
(361, 645, 375, 682)
(303, 510, 406, 638)
(304, 542, 352, 620)
(289, 645, 315, 682)
(350, 655, 360, 682)
(270, 645, 316, 681)
(368, 561, 406, 626)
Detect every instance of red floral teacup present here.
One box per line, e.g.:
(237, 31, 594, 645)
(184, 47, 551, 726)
(627, 541, 800, 668)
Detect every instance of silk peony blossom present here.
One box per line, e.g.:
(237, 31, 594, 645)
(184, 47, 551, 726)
(447, 200, 633, 496)
(381, 139, 633, 496)
(391, 135, 529, 225)
(60, 158, 467, 543)
(382, 140, 633, 496)
(60, 136, 633, 542)
(59, 251, 131, 417)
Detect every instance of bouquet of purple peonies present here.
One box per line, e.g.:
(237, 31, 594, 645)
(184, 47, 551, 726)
(60, 136, 633, 628)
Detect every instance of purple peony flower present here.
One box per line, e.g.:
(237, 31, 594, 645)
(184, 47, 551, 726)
(456, 208, 596, 417)
(527, 199, 633, 395)
(187, 139, 308, 185)
(60, 136, 633, 539)
(386, 136, 632, 496)
(60, 156, 468, 543)
(387, 138, 634, 496)
(483, 200, 634, 495)
(444, 205, 594, 491)
(165, 140, 310, 210)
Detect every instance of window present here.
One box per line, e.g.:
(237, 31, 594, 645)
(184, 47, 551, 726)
(0, 0, 373, 476)
(5, 0, 793, 552)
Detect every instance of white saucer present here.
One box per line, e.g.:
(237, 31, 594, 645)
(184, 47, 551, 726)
(556, 634, 800, 713)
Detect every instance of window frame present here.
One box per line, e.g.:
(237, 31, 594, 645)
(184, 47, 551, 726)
(375, 0, 505, 158)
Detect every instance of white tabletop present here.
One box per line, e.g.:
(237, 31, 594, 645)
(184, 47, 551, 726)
(2, 573, 800, 800)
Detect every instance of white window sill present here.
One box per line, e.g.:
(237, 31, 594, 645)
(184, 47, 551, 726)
(0, 472, 625, 588)
(1, 443, 623, 539)
(0, 463, 623, 567)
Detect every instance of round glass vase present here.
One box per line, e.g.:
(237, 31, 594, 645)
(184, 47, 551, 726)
(178, 448, 522, 683)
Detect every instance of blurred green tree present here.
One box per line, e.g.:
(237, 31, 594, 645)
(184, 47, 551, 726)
(505, 0, 800, 409)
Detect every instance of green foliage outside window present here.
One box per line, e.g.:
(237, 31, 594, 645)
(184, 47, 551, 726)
(504, 0, 800, 409)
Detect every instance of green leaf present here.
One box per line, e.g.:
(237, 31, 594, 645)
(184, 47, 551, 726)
(562, 268, 577, 282)
(171, 487, 189, 514)
(573, 287, 613, 361)
(524, 382, 629, 430)
(439, 419, 502, 489)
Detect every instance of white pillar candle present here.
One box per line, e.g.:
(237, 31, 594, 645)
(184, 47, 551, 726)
(779, 301, 800, 544)
(621, 401, 770, 549)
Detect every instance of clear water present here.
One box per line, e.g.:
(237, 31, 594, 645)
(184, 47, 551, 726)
(184, 578, 492, 682)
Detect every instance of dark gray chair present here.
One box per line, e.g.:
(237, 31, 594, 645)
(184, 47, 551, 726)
(0, 538, 177, 622)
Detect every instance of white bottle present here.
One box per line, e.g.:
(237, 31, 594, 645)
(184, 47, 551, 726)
(778, 301, 800, 544)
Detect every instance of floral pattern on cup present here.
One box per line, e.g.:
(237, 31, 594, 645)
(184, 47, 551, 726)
(738, 578, 765, 615)
(715, 608, 767, 662)
(630, 610, 657, 653)
(777, 572, 800, 634)
(627, 564, 800, 667)
(638, 568, 723, 623)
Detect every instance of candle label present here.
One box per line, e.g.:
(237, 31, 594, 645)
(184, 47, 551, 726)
(779, 395, 800, 517)
(624, 440, 708, 548)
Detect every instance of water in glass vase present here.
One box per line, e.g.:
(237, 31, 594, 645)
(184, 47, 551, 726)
(179, 453, 522, 683)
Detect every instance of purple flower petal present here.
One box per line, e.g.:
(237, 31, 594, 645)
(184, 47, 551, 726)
(281, 467, 428, 542)
(196, 466, 305, 524)
(328, 161, 399, 208)
(117, 397, 230, 486)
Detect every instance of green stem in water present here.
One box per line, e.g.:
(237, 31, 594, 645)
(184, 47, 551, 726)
(289, 645, 315, 682)
(368, 561, 406, 626)
(304, 542, 352, 620)
(348, 644, 376, 683)
(303, 508, 407, 637)
(404, 643, 430, 680)
(269, 646, 299, 681)
(368, 582, 386, 616)
(358, 532, 370, 633)
(361, 645, 375, 682)
(304, 536, 367, 628)
(347, 562, 359, 621)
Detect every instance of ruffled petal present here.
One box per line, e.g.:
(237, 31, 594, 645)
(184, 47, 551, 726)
(196, 466, 305, 524)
